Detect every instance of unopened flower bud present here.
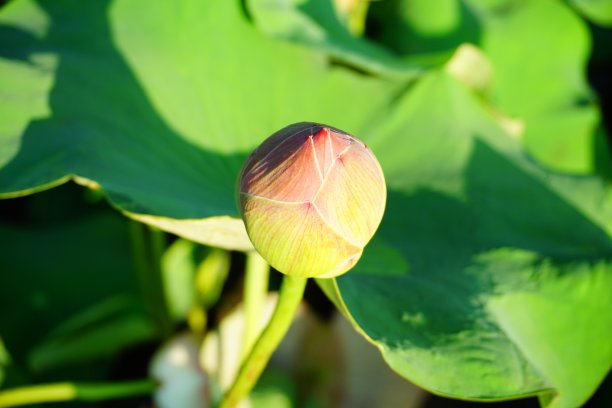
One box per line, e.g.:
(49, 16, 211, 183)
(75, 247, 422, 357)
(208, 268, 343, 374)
(238, 123, 386, 278)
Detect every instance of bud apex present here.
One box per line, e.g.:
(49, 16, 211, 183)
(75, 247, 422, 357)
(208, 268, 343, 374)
(238, 123, 386, 278)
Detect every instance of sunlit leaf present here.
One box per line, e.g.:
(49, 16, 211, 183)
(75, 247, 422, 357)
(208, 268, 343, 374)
(327, 70, 612, 408)
(246, 0, 426, 79)
(368, 0, 604, 174)
(473, 0, 601, 173)
(569, 0, 612, 26)
(0, 0, 399, 250)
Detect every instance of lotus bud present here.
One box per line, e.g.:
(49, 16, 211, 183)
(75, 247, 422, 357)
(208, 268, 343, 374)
(238, 123, 386, 278)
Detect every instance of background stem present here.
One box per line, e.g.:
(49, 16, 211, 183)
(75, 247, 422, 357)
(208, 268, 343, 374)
(241, 251, 270, 359)
(0, 380, 156, 408)
(129, 221, 172, 337)
(220, 275, 307, 408)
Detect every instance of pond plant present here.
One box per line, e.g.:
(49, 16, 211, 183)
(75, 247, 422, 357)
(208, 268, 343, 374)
(0, 0, 611, 407)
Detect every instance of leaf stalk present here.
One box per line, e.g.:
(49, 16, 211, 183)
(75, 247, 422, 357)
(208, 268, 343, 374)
(219, 274, 307, 408)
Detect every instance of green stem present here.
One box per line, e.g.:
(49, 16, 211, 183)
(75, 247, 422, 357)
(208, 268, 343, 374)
(149, 226, 172, 336)
(219, 275, 308, 408)
(242, 251, 270, 359)
(0, 379, 156, 408)
(129, 221, 172, 337)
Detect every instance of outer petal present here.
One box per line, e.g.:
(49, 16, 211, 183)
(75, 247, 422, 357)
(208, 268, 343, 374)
(310, 127, 353, 177)
(240, 193, 362, 277)
(239, 130, 320, 202)
(314, 144, 386, 247)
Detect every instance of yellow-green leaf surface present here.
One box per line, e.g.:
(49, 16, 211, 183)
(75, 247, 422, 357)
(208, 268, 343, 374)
(324, 71, 612, 407)
(473, 0, 601, 174)
(1, 0, 611, 406)
(570, 0, 612, 26)
(368, 0, 604, 174)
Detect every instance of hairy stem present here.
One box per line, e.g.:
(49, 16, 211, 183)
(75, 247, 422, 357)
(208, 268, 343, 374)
(219, 275, 307, 408)
(242, 251, 270, 359)
(0, 380, 156, 407)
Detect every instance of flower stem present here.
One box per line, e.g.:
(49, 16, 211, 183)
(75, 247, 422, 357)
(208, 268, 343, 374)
(0, 379, 156, 407)
(242, 251, 270, 359)
(219, 275, 307, 408)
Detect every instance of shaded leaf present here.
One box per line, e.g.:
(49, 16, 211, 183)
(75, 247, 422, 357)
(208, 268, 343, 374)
(29, 296, 157, 372)
(0, 210, 143, 362)
(367, 0, 481, 58)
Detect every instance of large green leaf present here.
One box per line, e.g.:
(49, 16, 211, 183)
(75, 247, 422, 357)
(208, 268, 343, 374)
(28, 296, 157, 373)
(473, 0, 601, 174)
(367, 0, 603, 174)
(0, 209, 147, 366)
(321, 71, 612, 408)
(0, 0, 399, 250)
(366, 0, 481, 57)
(1, 0, 611, 406)
(246, 0, 428, 79)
